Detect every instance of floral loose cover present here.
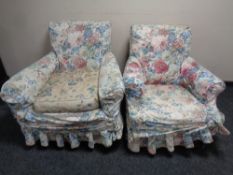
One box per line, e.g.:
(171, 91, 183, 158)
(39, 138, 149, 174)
(0, 21, 125, 149)
(33, 69, 100, 113)
(124, 24, 229, 154)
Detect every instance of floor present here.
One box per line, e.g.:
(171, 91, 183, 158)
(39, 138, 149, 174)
(0, 79, 232, 175)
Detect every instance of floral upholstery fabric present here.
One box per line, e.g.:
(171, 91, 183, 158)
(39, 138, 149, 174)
(124, 24, 229, 154)
(18, 107, 123, 148)
(99, 52, 125, 118)
(130, 25, 191, 84)
(0, 21, 124, 149)
(127, 85, 206, 132)
(23, 108, 116, 130)
(180, 57, 226, 103)
(1, 52, 58, 104)
(33, 69, 99, 113)
(49, 21, 111, 72)
(123, 56, 146, 97)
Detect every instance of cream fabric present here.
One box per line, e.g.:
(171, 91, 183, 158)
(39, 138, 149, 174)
(127, 84, 207, 130)
(33, 69, 99, 113)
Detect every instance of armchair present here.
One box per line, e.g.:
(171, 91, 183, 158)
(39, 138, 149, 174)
(1, 21, 124, 149)
(124, 24, 229, 154)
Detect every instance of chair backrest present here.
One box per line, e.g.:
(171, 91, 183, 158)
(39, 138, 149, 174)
(49, 21, 111, 71)
(130, 24, 191, 84)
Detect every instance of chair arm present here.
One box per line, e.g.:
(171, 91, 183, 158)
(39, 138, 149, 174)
(99, 52, 125, 117)
(123, 56, 146, 98)
(0, 52, 58, 105)
(180, 57, 225, 103)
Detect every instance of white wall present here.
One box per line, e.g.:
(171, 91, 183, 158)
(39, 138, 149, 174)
(0, 0, 233, 80)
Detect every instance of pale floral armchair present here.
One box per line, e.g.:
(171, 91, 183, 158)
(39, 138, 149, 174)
(0, 21, 124, 149)
(123, 24, 230, 155)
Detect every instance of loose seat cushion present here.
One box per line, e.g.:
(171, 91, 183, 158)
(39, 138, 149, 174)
(127, 84, 207, 132)
(33, 70, 99, 113)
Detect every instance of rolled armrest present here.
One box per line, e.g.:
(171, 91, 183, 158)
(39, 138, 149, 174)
(123, 56, 146, 98)
(180, 57, 225, 103)
(1, 52, 58, 105)
(99, 52, 125, 117)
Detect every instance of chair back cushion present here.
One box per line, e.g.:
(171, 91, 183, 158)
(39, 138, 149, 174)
(130, 24, 191, 84)
(49, 21, 111, 71)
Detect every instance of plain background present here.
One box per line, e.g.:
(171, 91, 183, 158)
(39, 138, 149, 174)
(0, 0, 233, 80)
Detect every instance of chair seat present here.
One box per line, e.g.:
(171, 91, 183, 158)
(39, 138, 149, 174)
(127, 84, 207, 132)
(33, 70, 99, 113)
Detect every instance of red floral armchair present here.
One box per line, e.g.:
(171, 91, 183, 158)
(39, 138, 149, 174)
(123, 24, 230, 154)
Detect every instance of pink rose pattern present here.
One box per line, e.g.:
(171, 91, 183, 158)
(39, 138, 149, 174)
(154, 59, 169, 73)
(128, 25, 192, 84)
(49, 21, 111, 71)
(73, 57, 87, 69)
(180, 57, 225, 102)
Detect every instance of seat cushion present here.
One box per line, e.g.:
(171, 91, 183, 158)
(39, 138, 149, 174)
(127, 84, 207, 132)
(33, 70, 99, 113)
